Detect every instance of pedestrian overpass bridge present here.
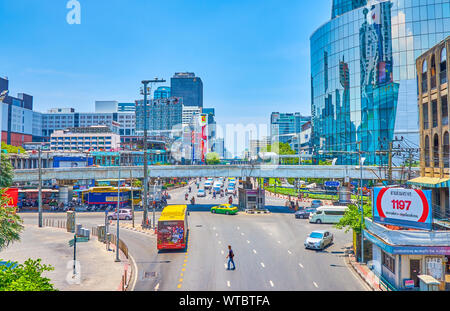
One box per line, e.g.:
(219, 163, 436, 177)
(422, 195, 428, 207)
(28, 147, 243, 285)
(12, 165, 420, 183)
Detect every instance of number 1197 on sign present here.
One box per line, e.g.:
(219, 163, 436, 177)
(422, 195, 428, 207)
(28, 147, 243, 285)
(392, 200, 411, 211)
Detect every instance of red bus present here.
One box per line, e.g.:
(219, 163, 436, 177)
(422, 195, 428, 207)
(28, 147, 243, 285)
(157, 205, 188, 250)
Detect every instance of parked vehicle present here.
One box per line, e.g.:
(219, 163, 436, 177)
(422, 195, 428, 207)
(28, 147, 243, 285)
(295, 208, 317, 219)
(311, 200, 323, 209)
(107, 209, 133, 220)
(304, 230, 333, 250)
(309, 206, 348, 224)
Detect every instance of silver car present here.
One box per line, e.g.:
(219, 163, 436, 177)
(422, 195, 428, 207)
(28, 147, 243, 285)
(304, 230, 333, 250)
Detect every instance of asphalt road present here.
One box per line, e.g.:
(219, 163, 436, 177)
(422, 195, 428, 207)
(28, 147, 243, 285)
(19, 178, 368, 291)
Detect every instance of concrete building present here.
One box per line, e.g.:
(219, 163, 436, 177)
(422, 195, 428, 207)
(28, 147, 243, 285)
(250, 136, 271, 158)
(408, 36, 449, 224)
(41, 108, 136, 142)
(50, 126, 121, 152)
(182, 106, 202, 126)
(118, 103, 136, 112)
(135, 97, 183, 137)
(0, 77, 42, 146)
(171, 72, 203, 108)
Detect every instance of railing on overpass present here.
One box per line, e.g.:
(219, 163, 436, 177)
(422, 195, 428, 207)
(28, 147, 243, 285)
(12, 164, 420, 183)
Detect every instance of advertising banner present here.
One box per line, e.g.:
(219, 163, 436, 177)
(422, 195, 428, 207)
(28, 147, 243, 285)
(2, 188, 18, 209)
(373, 187, 432, 230)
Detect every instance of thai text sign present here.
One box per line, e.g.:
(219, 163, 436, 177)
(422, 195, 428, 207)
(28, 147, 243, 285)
(373, 187, 432, 230)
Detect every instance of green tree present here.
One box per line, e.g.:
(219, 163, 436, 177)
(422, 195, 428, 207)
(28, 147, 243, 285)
(206, 152, 220, 165)
(0, 153, 14, 188)
(0, 190, 24, 251)
(0, 258, 56, 291)
(334, 203, 372, 234)
(1, 142, 26, 154)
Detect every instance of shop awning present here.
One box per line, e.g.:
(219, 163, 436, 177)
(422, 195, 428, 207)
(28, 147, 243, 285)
(407, 176, 450, 188)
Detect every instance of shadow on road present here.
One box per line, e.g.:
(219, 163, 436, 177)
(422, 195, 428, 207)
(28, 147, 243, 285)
(186, 204, 296, 214)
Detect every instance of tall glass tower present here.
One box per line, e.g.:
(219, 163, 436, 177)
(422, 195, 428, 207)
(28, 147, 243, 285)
(311, 0, 450, 165)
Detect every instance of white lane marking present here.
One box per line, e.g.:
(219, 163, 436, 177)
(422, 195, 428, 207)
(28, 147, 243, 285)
(221, 250, 224, 255)
(227, 281, 231, 287)
(269, 232, 273, 236)
(299, 263, 304, 268)
(154, 283, 160, 291)
(246, 240, 250, 244)
(253, 249, 257, 254)
(224, 263, 227, 268)
(215, 233, 218, 237)
(313, 282, 319, 288)
(218, 241, 222, 244)
(269, 280, 274, 287)
(237, 226, 240, 230)
(213, 227, 216, 230)
(241, 232, 245, 236)
(277, 241, 281, 244)
(287, 250, 292, 254)
(260, 262, 265, 268)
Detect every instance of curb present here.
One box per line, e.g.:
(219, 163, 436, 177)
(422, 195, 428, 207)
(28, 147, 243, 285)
(345, 248, 381, 291)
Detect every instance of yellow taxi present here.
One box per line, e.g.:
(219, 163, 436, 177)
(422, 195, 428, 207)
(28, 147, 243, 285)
(211, 204, 238, 215)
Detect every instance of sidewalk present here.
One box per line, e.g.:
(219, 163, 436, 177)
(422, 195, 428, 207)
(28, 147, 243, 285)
(0, 224, 129, 291)
(344, 246, 383, 291)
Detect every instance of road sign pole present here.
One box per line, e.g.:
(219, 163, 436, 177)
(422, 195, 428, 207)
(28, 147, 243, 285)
(116, 152, 121, 262)
(73, 234, 77, 276)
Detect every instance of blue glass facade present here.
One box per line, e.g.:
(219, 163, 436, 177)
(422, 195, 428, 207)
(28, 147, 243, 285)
(171, 73, 203, 108)
(311, 0, 450, 164)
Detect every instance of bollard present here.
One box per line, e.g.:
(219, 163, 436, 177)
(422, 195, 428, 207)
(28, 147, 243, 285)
(122, 275, 125, 291)
(124, 269, 127, 285)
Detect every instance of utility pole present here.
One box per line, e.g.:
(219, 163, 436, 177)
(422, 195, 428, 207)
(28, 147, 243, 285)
(115, 151, 121, 262)
(387, 141, 393, 185)
(141, 78, 166, 228)
(38, 147, 43, 228)
(130, 168, 134, 228)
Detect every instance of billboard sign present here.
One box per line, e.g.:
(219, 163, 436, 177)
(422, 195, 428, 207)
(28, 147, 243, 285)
(373, 187, 432, 230)
(325, 181, 340, 187)
(2, 188, 18, 209)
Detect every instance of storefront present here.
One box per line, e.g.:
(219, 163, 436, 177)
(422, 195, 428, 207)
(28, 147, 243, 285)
(364, 218, 450, 291)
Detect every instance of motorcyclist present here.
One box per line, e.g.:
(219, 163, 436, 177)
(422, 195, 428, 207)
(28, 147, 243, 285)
(185, 193, 189, 200)
(189, 186, 192, 193)
(213, 191, 216, 199)
(190, 197, 195, 205)
(229, 196, 233, 204)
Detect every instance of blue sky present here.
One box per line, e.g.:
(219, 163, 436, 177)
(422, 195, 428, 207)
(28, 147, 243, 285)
(0, 0, 330, 134)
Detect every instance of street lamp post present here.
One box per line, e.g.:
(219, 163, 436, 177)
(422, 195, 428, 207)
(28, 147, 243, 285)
(141, 78, 166, 228)
(115, 151, 121, 262)
(38, 146, 43, 228)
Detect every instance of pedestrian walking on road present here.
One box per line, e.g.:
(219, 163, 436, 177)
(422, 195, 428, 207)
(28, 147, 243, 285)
(226, 245, 235, 270)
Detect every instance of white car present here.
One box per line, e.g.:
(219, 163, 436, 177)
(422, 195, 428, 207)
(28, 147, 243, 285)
(304, 230, 333, 250)
(197, 189, 206, 197)
(226, 187, 234, 195)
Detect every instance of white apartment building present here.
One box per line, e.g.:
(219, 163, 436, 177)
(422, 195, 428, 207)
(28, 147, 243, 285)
(50, 126, 120, 152)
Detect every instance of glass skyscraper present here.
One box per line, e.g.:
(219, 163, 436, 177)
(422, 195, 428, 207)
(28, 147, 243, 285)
(171, 72, 203, 108)
(311, 0, 450, 164)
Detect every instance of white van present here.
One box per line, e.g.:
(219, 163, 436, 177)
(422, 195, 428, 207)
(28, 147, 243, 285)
(204, 181, 212, 189)
(309, 206, 348, 224)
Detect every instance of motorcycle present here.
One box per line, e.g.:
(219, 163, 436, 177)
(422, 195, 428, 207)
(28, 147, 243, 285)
(190, 197, 196, 205)
(185, 193, 189, 200)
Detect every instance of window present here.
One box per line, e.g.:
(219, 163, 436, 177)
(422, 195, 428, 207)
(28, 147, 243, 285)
(442, 96, 448, 126)
(425, 135, 430, 167)
(440, 47, 447, 84)
(382, 251, 395, 274)
(431, 55, 437, 90)
(432, 100, 438, 128)
(423, 103, 429, 129)
(422, 59, 428, 93)
(444, 132, 449, 169)
(434, 134, 440, 168)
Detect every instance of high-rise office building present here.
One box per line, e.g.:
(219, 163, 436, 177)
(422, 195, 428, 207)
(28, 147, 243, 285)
(311, 0, 450, 165)
(135, 97, 183, 137)
(95, 101, 118, 113)
(118, 103, 136, 112)
(270, 112, 311, 144)
(154, 86, 171, 99)
(171, 72, 203, 108)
